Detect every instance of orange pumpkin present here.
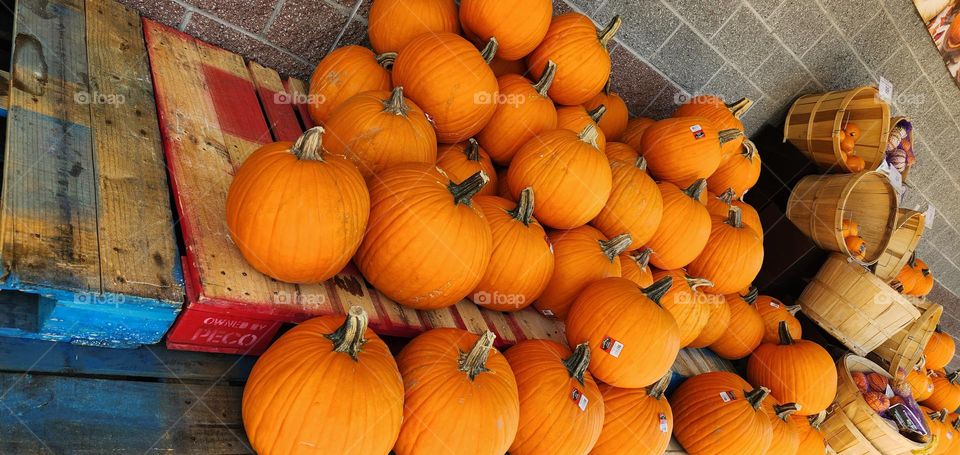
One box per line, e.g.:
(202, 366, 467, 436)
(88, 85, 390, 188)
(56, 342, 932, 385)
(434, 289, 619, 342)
(687, 206, 764, 294)
(852, 371, 870, 393)
(844, 122, 862, 140)
(534, 225, 628, 320)
(392, 33, 498, 143)
(762, 400, 802, 455)
(591, 375, 673, 455)
(792, 413, 828, 455)
(324, 87, 437, 177)
(504, 341, 604, 455)
(243, 307, 402, 455)
(368, 0, 461, 54)
(867, 372, 889, 392)
(459, 0, 552, 60)
(477, 62, 559, 165)
(897, 256, 923, 293)
(621, 117, 655, 151)
(707, 139, 762, 199)
(673, 96, 752, 159)
(908, 368, 936, 402)
(640, 117, 742, 188)
(672, 372, 773, 455)
(710, 288, 765, 360)
(644, 179, 712, 270)
(395, 329, 519, 455)
(844, 235, 867, 260)
(604, 142, 640, 163)
(307, 46, 393, 124)
(436, 139, 498, 196)
(864, 390, 890, 413)
(226, 128, 369, 283)
(619, 247, 654, 288)
(471, 189, 554, 312)
(747, 321, 838, 415)
(755, 295, 803, 344)
(584, 81, 630, 141)
(688, 293, 732, 348)
(526, 13, 621, 105)
(706, 189, 764, 240)
(927, 329, 957, 371)
(926, 371, 960, 414)
(557, 105, 608, 151)
(355, 165, 492, 309)
(925, 408, 955, 455)
(507, 125, 613, 229)
(846, 154, 866, 172)
(842, 219, 861, 237)
(653, 269, 712, 348)
(912, 269, 935, 297)
(591, 156, 664, 250)
(566, 276, 681, 388)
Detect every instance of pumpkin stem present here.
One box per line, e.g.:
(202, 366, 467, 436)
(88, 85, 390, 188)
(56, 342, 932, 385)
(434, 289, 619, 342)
(809, 411, 827, 430)
(777, 321, 795, 346)
(599, 233, 632, 261)
(786, 305, 801, 316)
(597, 15, 622, 49)
(481, 37, 499, 64)
(907, 253, 917, 269)
(685, 276, 714, 292)
(725, 206, 743, 229)
(648, 373, 672, 399)
(291, 127, 327, 162)
(718, 188, 736, 204)
(463, 138, 481, 161)
(922, 268, 931, 277)
(642, 276, 673, 306)
(948, 370, 960, 385)
(459, 331, 496, 380)
(578, 124, 601, 149)
(634, 156, 648, 171)
(725, 98, 754, 119)
(774, 403, 801, 421)
(742, 286, 759, 305)
(953, 416, 960, 431)
(532, 60, 558, 97)
(683, 179, 708, 202)
(742, 139, 759, 162)
(376, 51, 397, 69)
(563, 342, 591, 385)
(630, 248, 652, 271)
(325, 306, 368, 361)
(889, 280, 905, 293)
(745, 386, 771, 411)
(449, 171, 490, 206)
(931, 409, 949, 422)
(588, 104, 607, 123)
(508, 187, 535, 226)
(382, 86, 410, 116)
(718, 128, 744, 146)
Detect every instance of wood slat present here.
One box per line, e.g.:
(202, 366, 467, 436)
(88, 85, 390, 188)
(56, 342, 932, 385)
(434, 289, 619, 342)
(248, 61, 302, 141)
(282, 77, 316, 129)
(0, 69, 8, 117)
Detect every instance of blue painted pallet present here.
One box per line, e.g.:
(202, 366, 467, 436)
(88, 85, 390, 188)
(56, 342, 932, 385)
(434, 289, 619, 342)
(0, 0, 183, 348)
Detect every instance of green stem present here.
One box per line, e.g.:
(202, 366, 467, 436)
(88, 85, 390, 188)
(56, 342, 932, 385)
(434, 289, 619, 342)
(463, 138, 481, 161)
(630, 248, 652, 271)
(597, 16, 622, 49)
(726, 206, 743, 229)
(643, 276, 673, 305)
(588, 105, 607, 123)
(719, 128, 744, 146)
(948, 370, 960, 385)
(563, 342, 591, 385)
(743, 139, 758, 162)
(507, 187, 535, 226)
(775, 403, 801, 421)
(743, 286, 759, 305)
(648, 373, 671, 399)
(599, 234, 632, 261)
(726, 98, 754, 119)
(745, 386, 771, 411)
(579, 124, 600, 149)
(459, 331, 496, 380)
(382, 86, 410, 116)
(685, 276, 714, 292)
(532, 60, 558, 97)
(778, 321, 795, 346)
(291, 127, 327, 161)
(684, 179, 708, 202)
(635, 156, 648, 171)
(449, 171, 490, 206)
(376, 52, 397, 69)
(481, 38, 499, 64)
(718, 188, 736, 205)
(324, 306, 368, 361)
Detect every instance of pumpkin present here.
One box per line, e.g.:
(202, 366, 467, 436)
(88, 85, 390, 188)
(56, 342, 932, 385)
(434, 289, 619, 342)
(844, 122, 862, 140)
(926, 371, 960, 415)
(307, 45, 393, 124)
(864, 390, 890, 413)
(687, 206, 764, 294)
(644, 179, 712, 270)
(672, 372, 773, 455)
(557, 105, 608, 151)
(534, 225, 629, 320)
(477, 61, 559, 165)
(897, 256, 923, 293)
(471, 189, 555, 311)
(707, 139, 761, 199)
(566, 276, 680, 388)
(846, 155, 866, 172)
(392, 33, 498, 143)
(355, 165, 492, 309)
(755, 295, 803, 344)
(591, 156, 664, 250)
(925, 409, 955, 455)
(852, 371, 870, 393)
(459, 0, 552, 60)
(621, 117, 655, 151)
(912, 269, 935, 297)
(584, 81, 630, 141)
(506, 125, 613, 229)
(673, 96, 753, 159)
(640, 117, 742, 188)
(747, 321, 838, 416)
(908, 368, 936, 402)
(841, 136, 856, 153)
(226, 127, 369, 283)
(395, 329, 518, 455)
(844, 235, 866, 260)
(619, 247, 654, 288)
(927, 329, 957, 371)
(706, 189, 764, 240)
(653, 269, 712, 348)
(368, 0, 460, 54)
(867, 372, 889, 392)
(324, 87, 437, 177)
(710, 288, 765, 360)
(591, 375, 673, 455)
(604, 142, 639, 163)
(526, 13, 622, 105)
(504, 341, 604, 455)
(762, 400, 802, 455)
(792, 413, 828, 455)
(436, 139, 498, 196)
(688, 293, 732, 348)
(242, 307, 403, 455)
(842, 219, 860, 238)
(490, 56, 528, 77)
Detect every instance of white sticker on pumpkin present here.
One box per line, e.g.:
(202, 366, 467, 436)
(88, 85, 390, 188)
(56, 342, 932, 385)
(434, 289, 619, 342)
(719, 391, 736, 402)
(578, 394, 589, 411)
(608, 340, 624, 358)
(769, 301, 780, 308)
(690, 124, 705, 139)
(659, 413, 669, 432)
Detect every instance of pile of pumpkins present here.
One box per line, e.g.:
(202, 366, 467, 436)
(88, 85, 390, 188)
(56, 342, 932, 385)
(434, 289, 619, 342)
(896, 254, 936, 297)
(905, 326, 960, 455)
(838, 120, 865, 172)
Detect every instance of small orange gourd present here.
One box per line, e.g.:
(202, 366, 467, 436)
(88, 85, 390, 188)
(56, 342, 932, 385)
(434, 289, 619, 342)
(436, 139, 498, 196)
(653, 269, 712, 348)
(926, 328, 957, 371)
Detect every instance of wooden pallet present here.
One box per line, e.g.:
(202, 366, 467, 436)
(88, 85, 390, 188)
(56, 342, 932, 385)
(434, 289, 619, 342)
(143, 19, 565, 355)
(0, 0, 183, 348)
(0, 69, 8, 117)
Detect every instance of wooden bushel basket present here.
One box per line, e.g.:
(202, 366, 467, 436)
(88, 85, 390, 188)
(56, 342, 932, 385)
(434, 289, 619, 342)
(784, 86, 891, 172)
(799, 254, 920, 356)
(871, 303, 942, 375)
(874, 209, 925, 281)
(787, 172, 898, 264)
(821, 404, 883, 455)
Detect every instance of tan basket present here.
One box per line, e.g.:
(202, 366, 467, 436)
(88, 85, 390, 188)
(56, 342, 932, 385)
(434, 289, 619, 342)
(871, 303, 942, 375)
(799, 254, 920, 356)
(787, 172, 899, 264)
(835, 354, 933, 455)
(784, 86, 891, 172)
(821, 404, 883, 455)
(874, 209, 925, 281)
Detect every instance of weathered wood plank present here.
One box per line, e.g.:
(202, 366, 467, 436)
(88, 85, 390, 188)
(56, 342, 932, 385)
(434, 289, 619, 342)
(84, 0, 183, 304)
(247, 61, 301, 141)
(282, 77, 315, 129)
(0, 69, 9, 117)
